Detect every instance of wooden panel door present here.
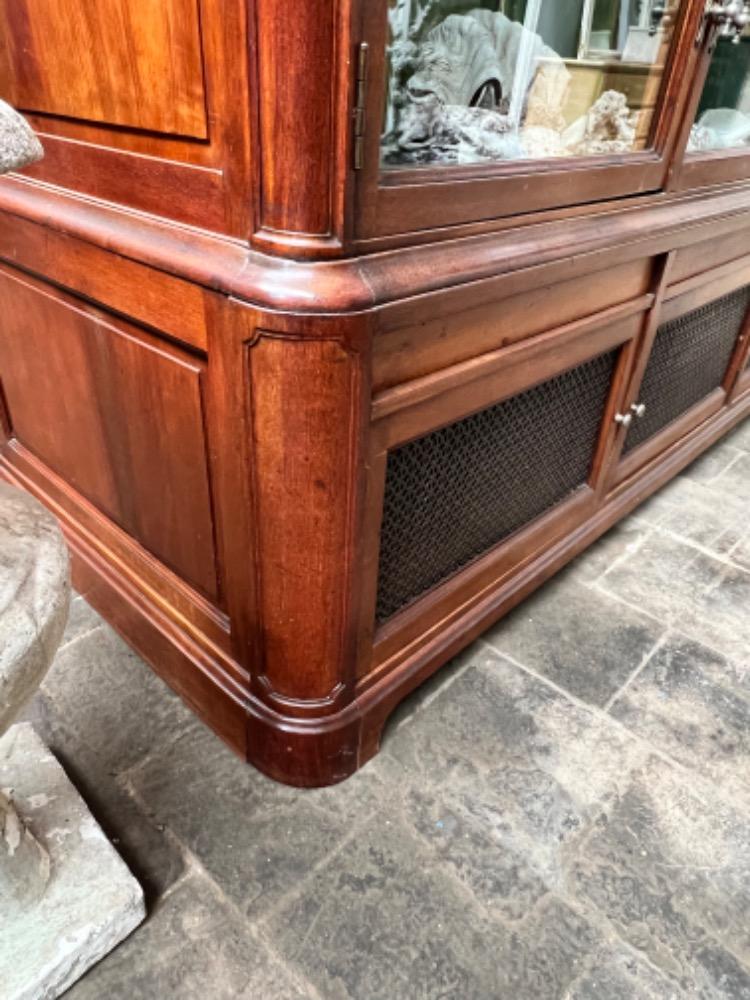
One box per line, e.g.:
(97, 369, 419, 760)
(611, 263, 750, 486)
(0, 0, 252, 235)
(358, 295, 652, 682)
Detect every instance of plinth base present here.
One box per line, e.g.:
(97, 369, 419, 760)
(0, 724, 145, 1000)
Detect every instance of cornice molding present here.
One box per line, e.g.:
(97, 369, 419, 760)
(1, 175, 749, 317)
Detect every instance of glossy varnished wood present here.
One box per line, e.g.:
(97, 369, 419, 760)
(0, 264, 220, 602)
(243, 318, 370, 710)
(0, 0, 207, 136)
(0, 0, 253, 235)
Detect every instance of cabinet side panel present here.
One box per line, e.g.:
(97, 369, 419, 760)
(0, 265, 220, 602)
(0, 0, 208, 137)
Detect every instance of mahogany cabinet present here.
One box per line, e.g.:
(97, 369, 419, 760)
(1, 0, 749, 785)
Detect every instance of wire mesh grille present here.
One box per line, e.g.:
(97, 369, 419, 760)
(375, 349, 618, 625)
(624, 285, 750, 454)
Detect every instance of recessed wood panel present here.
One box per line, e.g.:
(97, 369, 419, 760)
(670, 228, 750, 287)
(247, 334, 359, 704)
(0, 265, 219, 601)
(0, 0, 208, 138)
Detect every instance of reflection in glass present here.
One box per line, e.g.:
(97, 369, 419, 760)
(382, 0, 681, 167)
(688, 27, 750, 153)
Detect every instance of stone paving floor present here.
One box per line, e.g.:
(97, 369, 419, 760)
(21, 417, 750, 999)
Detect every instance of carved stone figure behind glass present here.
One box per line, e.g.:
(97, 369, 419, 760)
(388, 9, 571, 161)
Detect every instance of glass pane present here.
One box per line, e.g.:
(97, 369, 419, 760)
(382, 0, 684, 168)
(687, 28, 750, 154)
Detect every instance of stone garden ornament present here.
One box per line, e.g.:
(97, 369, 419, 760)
(0, 112, 51, 920)
(0, 481, 145, 1000)
(0, 483, 69, 907)
(0, 100, 44, 175)
(0, 113, 145, 997)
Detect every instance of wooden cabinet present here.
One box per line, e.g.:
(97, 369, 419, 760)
(0, 266, 220, 602)
(1, 0, 749, 786)
(0, 0, 208, 136)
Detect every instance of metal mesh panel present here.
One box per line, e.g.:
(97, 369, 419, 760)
(375, 350, 618, 624)
(624, 286, 750, 454)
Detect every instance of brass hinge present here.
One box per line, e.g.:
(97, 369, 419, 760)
(353, 43, 369, 170)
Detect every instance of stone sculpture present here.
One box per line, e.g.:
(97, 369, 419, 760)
(468, 8, 570, 128)
(562, 89, 637, 155)
(390, 80, 638, 165)
(0, 482, 144, 999)
(0, 97, 147, 1000)
(403, 10, 569, 116)
(385, 8, 571, 163)
(0, 483, 69, 907)
(405, 13, 504, 109)
(395, 96, 524, 162)
(0, 100, 43, 175)
(384, 7, 646, 166)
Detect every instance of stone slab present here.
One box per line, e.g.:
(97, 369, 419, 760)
(63, 874, 313, 1000)
(41, 622, 194, 773)
(126, 716, 364, 918)
(22, 691, 185, 902)
(265, 816, 604, 1000)
(484, 572, 664, 706)
(0, 723, 145, 1000)
(610, 633, 750, 810)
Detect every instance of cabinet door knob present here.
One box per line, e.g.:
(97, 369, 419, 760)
(615, 412, 633, 427)
(630, 402, 647, 418)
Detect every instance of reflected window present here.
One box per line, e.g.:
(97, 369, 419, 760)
(580, 0, 666, 60)
(687, 26, 750, 153)
(382, 0, 682, 167)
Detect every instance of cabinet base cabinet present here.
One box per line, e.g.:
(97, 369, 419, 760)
(2, 0, 750, 786)
(1, 395, 747, 787)
(1, 203, 749, 785)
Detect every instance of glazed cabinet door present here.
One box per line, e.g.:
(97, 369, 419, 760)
(672, 4, 750, 191)
(354, 0, 706, 244)
(611, 259, 750, 485)
(0, 0, 252, 235)
(357, 285, 653, 683)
